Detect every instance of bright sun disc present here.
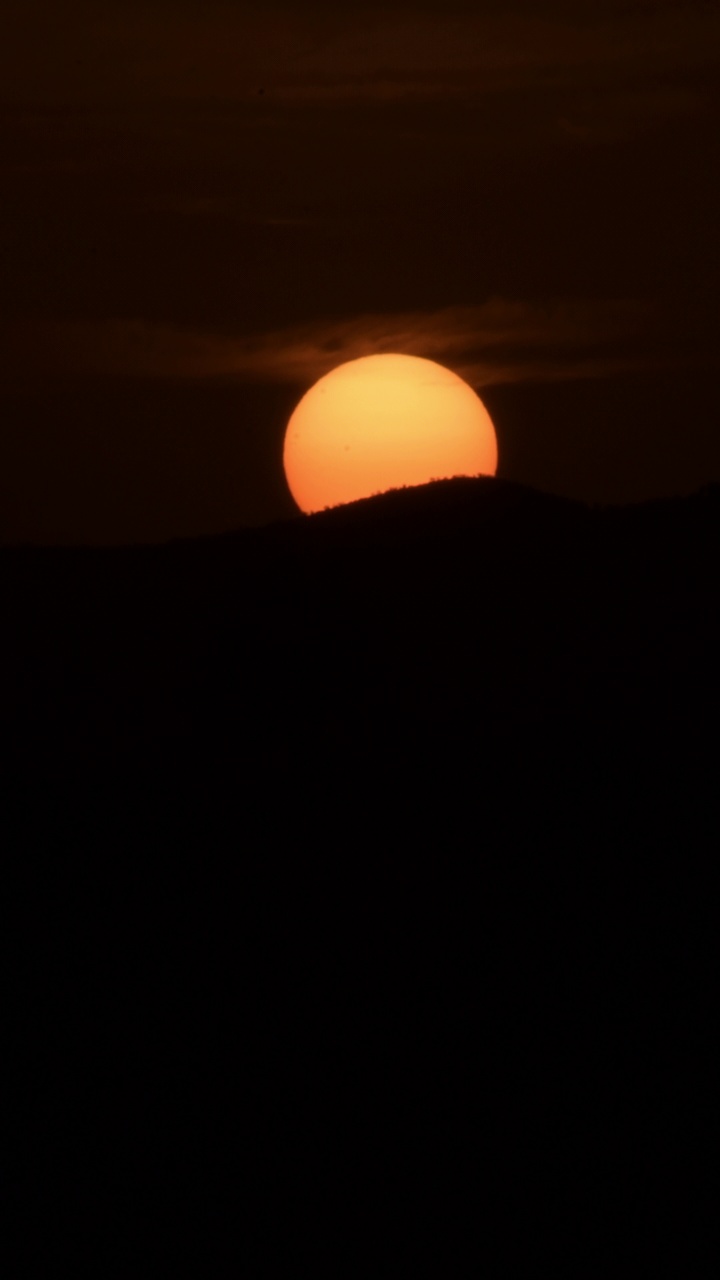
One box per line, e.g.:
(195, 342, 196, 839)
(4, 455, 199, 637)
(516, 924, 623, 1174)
(283, 353, 498, 514)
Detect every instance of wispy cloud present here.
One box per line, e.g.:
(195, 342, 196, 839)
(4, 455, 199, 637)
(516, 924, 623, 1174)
(3, 3, 719, 109)
(2, 297, 664, 389)
(215, 299, 655, 386)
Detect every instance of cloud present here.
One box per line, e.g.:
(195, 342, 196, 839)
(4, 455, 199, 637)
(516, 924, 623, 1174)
(1, 297, 664, 390)
(217, 299, 656, 386)
(3, 2, 719, 109)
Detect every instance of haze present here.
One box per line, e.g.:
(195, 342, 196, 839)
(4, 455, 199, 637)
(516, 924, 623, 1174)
(1, 0, 718, 542)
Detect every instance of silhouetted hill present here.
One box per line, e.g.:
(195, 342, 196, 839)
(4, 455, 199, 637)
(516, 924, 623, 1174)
(4, 477, 719, 1274)
(2, 475, 718, 781)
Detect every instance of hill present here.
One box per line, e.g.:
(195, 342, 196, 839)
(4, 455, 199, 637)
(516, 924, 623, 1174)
(2, 475, 718, 769)
(4, 477, 719, 1273)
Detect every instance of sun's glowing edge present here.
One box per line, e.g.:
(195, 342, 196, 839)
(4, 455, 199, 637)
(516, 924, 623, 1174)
(283, 353, 498, 514)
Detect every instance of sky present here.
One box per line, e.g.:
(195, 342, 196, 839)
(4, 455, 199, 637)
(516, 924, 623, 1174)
(1, 0, 719, 542)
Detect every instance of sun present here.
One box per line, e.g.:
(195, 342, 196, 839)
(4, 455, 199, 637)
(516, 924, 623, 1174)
(283, 353, 498, 514)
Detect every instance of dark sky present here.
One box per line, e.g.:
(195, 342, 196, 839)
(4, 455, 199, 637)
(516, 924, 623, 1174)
(1, 0, 719, 542)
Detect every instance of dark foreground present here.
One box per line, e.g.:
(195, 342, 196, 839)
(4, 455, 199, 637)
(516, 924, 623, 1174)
(4, 477, 718, 1274)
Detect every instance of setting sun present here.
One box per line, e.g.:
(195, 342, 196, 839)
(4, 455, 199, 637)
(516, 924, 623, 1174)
(283, 353, 498, 514)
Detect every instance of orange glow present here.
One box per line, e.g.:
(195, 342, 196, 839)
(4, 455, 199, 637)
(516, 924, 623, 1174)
(283, 353, 498, 514)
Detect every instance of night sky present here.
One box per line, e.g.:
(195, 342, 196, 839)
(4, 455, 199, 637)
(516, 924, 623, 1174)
(2, 0, 719, 543)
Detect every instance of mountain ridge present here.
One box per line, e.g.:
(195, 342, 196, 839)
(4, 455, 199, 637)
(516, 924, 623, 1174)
(4, 478, 718, 1275)
(2, 475, 718, 771)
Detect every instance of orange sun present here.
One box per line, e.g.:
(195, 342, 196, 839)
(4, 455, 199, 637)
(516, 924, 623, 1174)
(283, 353, 498, 514)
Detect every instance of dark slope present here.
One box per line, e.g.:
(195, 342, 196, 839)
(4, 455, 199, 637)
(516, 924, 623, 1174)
(4, 477, 719, 1274)
(2, 474, 718, 769)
